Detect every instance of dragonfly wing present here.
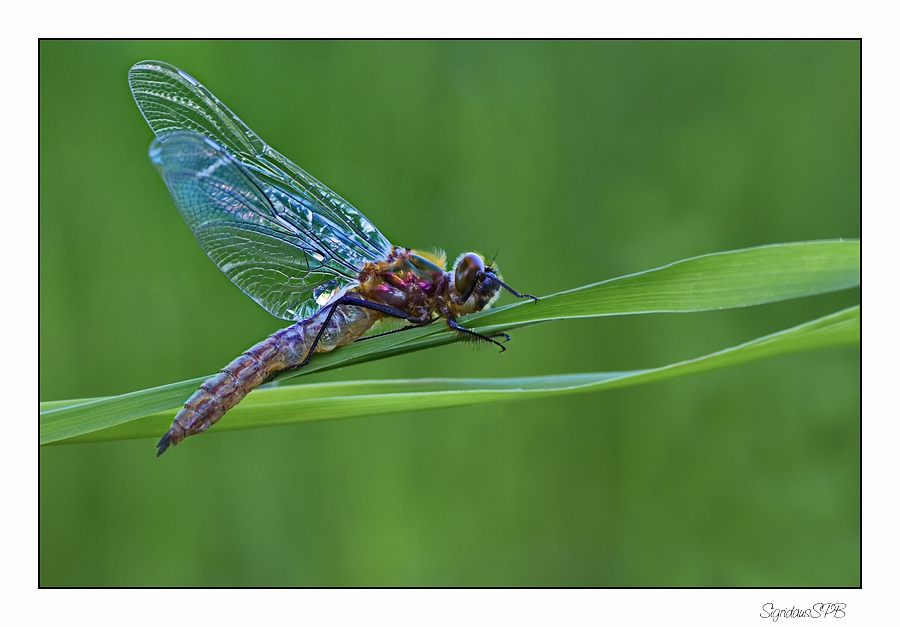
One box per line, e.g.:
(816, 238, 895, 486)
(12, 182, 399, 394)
(128, 60, 393, 299)
(151, 130, 361, 321)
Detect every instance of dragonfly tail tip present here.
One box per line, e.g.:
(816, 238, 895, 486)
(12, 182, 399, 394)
(156, 434, 172, 457)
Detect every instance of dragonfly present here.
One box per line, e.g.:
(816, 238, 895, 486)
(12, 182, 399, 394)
(129, 61, 537, 456)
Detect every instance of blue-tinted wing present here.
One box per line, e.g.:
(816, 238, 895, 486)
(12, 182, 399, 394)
(152, 131, 363, 320)
(128, 61, 392, 319)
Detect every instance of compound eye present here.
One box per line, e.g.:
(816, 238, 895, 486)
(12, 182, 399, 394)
(454, 252, 485, 296)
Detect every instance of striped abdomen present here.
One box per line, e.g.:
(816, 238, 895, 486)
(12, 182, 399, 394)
(157, 300, 378, 455)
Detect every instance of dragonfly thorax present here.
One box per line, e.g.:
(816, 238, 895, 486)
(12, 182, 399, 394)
(355, 248, 501, 322)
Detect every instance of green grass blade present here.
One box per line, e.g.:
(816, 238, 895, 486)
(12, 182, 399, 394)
(45, 305, 859, 445)
(284, 238, 861, 374)
(482, 238, 859, 322)
(40, 378, 208, 445)
(40, 240, 859, 445)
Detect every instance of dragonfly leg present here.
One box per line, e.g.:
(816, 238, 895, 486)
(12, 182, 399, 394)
(338, 296, 429, 322)
(492, 276, 539, 302)
(447, 316, 507, 352)
(355, 316, 439, 342)
(294, 301, 341, 369)
(459, 271, 539, 304)
(487, 331, 512, 342)
(294, 295, 428, 369)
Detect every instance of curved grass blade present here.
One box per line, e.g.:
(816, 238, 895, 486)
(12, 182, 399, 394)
(40, 240, 859, 445)
(283, 239, 861, 375)
(44, 305, 859, 445)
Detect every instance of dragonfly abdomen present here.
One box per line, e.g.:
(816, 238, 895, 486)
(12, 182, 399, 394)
(156, 302, 379, 456)
(157, 324, 301, 456)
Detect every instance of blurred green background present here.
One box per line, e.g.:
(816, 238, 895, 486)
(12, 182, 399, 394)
(39, 41, 860, 586)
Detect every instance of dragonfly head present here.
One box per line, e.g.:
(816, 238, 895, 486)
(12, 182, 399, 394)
(452, 252, 502, 314)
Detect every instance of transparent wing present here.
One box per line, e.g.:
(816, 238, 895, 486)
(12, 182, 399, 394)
(128, 60, 392, 318)
(152, 131, 365, 320)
